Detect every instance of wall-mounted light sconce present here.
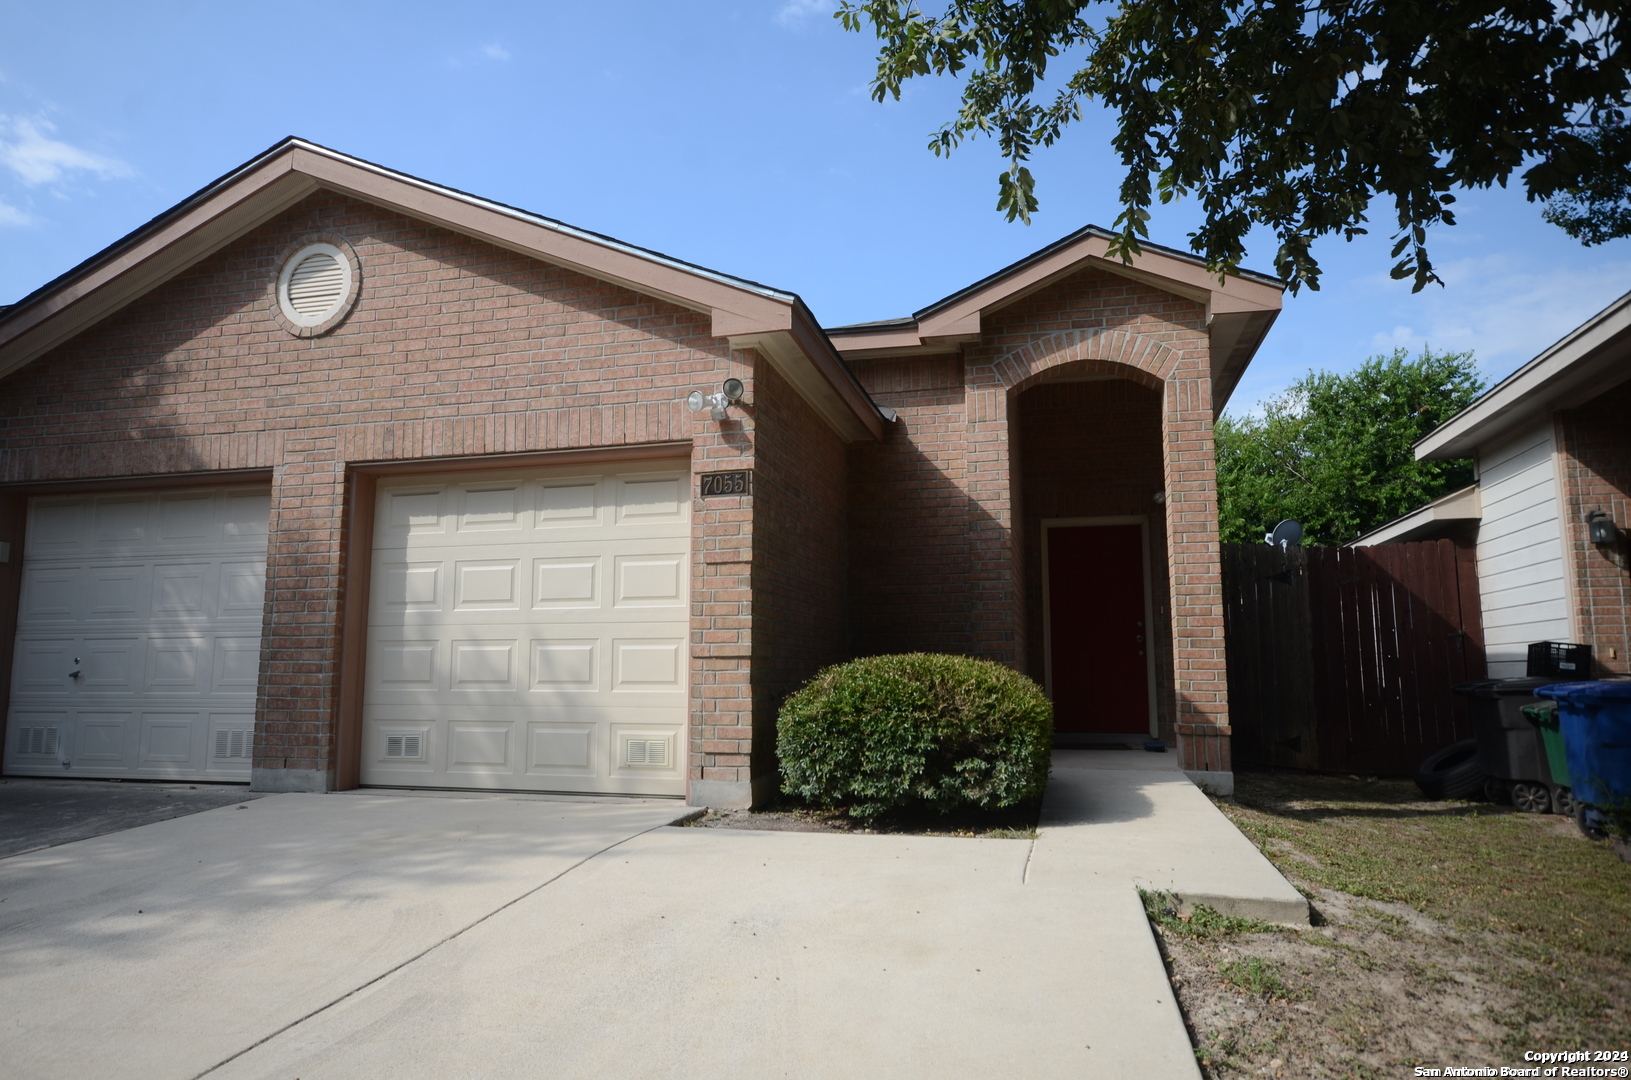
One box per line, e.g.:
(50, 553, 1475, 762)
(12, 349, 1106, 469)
(687, 379, 745, 421)
(1588, 509, 1622, 546)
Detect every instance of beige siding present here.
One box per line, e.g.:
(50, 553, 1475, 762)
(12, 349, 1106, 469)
(1475, 423, 1571, 676)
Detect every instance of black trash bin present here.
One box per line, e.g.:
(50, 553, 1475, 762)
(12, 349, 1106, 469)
(1452, 678, 1566, 813)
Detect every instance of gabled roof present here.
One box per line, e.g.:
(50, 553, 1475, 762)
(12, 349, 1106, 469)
(1416, 289, 1631, 461)
(824, 225, 1284, 413)
(0, 137, 887, 442)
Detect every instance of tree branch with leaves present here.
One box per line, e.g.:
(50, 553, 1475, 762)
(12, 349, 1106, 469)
(838, 0, 1629, 292)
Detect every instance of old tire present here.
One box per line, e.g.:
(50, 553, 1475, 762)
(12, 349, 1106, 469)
(1415, 740, 1485, 801)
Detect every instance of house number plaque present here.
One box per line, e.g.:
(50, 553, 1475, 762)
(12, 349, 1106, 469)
(699, 470, 752, 497)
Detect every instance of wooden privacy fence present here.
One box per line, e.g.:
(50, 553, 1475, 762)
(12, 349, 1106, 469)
(1222, 540, 1486, 776)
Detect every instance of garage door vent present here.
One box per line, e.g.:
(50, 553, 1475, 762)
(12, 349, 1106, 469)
(386, 734, 424, 760)
(625, 738, 668, 768)
(16, 726, 60, 756)
(213, 729, 252, 760)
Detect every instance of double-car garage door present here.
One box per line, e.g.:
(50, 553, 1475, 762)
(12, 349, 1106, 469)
(4, 460, 690, 796)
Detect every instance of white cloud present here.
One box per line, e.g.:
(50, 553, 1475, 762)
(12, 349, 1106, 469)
(0, 197, 29, 226)
(481, 43, 511, 61)
(777, 0, 831, 27)
(0, 116, 129, 186)
(1368, 252, 1631, 383)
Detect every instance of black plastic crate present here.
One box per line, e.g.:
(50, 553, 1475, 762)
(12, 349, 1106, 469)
(1526, 641, 1593, 679)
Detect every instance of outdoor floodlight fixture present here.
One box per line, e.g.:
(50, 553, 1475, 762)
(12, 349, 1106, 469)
(1587, 509, 1622, 546)
(686, 379, 745, 421)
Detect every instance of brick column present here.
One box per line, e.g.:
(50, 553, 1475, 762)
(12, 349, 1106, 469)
(1160, 364, 1232, 790)
(962, 380, 1024, 667)
(252, 441, 347, 792)
(687, 349, 758, 807)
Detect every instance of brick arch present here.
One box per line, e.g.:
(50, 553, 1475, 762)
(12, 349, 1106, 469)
(996, 328, 1178, 396)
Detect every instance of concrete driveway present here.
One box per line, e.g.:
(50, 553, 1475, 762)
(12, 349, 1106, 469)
(0, 751, 1303, 1079)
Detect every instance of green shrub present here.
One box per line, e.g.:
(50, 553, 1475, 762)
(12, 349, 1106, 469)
(777, 653, 1052, 821)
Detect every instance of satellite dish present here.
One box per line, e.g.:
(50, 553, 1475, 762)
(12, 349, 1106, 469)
(1265, 519, 1304, 550)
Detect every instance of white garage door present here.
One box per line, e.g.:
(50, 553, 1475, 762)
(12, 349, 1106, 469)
(5, 487, 271, 781)
(362, 462, 691, 796)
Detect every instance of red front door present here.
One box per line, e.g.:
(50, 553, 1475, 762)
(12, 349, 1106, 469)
(1046, 523, 1151, 733)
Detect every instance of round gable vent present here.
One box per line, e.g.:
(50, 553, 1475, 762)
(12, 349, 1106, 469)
(273, 238, 360, 336)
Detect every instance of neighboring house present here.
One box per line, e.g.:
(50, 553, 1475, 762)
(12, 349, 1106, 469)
(1354, 290, 1631, 679)
(0, 139, 1281, 805)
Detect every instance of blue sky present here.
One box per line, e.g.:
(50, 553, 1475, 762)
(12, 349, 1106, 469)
(2, 0, 1627, 415)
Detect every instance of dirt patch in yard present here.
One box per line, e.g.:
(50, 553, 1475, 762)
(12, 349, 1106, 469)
(1151, 771, 1631, 1078)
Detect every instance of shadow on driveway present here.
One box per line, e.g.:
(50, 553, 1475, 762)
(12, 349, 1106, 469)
(0, 777, 261, 858)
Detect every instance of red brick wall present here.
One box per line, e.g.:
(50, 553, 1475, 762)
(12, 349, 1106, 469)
(1556, 380, 1631, 677)
(0, 190, 747, 789)
(747, 355, 850, 798)
(845, 267, 1232, 774)
(846, 354, 971, 657)
(1015, 378, 1176, 740)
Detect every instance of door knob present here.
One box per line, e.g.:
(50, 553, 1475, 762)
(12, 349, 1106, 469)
(69, 657, 81, 679)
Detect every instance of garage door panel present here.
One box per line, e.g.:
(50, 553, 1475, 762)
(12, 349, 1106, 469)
(614, 475, 684, 524)
(206, 715, 254, 778)
(613, 553, 686, 608)
(76, 712, 134, 763)
(89, 495, 147, 545)
(530, 638, 598, 692)
(156, 492, 215, 545)
(212, 637, 263, 692)
(453, 561, 521, 611)
(138, 712, 202, 769)
(82, 637, 143, 691)
(449, 639, 520, 693)
(377, 562, 443, 612)
(534, 557, 599, 608)
(363, 462, 689, 796)
(612, 638, 686, 693)
(222, 492, 271, 540)
(21, 567, 78, 622)
(536, 477, 601, 525)
(456, 483, 526, 532)
(5, 487, 271, 780)
(88, 564, 147, 620)
(384, 487, 447, 536)
(26, 498, 86, 553)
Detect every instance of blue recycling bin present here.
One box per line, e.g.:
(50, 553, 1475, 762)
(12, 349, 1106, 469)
(1534, 681, 1631, 811)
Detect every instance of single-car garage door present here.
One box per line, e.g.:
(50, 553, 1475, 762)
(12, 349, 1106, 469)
(5, 487, 271, 781)
(362, 461, 690, 796)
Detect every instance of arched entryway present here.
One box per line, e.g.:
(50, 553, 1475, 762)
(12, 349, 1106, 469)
(1014, 375, 1174, 743)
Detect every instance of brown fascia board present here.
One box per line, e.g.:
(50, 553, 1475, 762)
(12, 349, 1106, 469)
(827, 226, 1282, 413)
(0, 157, 319, 381)
(1416, 289, 1631, 461)
(0, 138, 887, 442)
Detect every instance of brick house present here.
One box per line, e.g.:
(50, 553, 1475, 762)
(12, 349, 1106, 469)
(0, 139, 1281, 805)
(1354, 290, 1631, 679)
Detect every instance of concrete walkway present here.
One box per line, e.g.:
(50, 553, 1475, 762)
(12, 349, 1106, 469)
(1038, 748, 1311, 924)
(0, 752, 1304, 1080)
